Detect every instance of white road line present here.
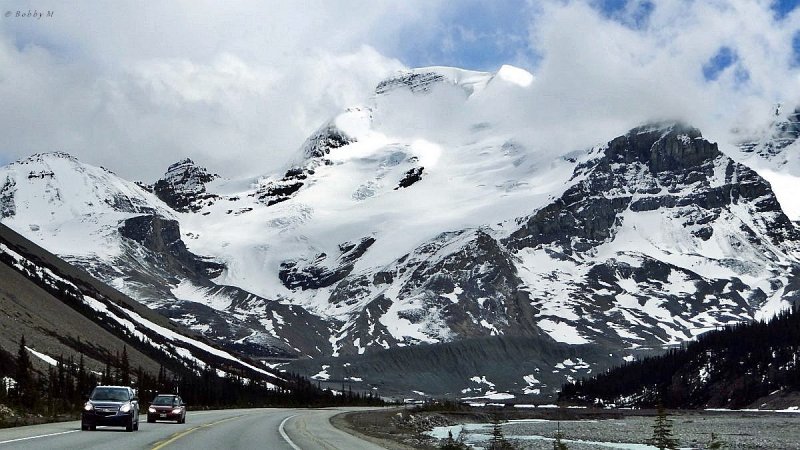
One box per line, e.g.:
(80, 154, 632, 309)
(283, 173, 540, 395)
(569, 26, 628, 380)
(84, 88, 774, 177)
(0, 429, 80, 445)
(279, 414, 302, 450)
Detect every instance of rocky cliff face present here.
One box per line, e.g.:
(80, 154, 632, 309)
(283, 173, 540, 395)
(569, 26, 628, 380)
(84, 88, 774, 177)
(504, 124, 799, 347)
(375, 72, 447, 95)
(119, 214, 225, 279)
(112, 214, 333, 358)
(509, 123, 797, 252)
(150, 159, 220, 212)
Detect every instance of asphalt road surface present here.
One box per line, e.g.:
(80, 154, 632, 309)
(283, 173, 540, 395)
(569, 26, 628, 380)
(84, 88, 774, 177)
(0, 407, 387, 449)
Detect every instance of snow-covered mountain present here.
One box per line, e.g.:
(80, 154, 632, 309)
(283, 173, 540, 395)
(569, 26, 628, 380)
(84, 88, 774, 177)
(2, 65, 799, 398)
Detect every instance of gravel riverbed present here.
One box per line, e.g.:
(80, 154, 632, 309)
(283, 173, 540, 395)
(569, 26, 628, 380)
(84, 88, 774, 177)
(428, 410, 800, 449)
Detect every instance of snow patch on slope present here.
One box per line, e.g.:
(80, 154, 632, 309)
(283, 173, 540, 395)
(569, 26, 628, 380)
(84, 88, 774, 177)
(538, 319, 589, 345)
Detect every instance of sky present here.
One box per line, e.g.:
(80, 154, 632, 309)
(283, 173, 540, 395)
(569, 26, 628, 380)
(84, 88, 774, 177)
(1, 0, 799, 180)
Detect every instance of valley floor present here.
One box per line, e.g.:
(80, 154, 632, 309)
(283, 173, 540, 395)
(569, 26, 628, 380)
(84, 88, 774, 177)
(342, 407, 800, 449)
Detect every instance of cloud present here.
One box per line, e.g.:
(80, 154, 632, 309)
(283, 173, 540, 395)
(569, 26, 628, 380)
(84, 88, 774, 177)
(381, 0, 539, 71)
(0, 1, 430, 179)
(517, 0, 800, 152)
(1, 0, 799, 181)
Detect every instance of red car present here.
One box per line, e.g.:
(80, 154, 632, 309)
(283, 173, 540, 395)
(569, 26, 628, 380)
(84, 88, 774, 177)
(147, 394, 186, 423)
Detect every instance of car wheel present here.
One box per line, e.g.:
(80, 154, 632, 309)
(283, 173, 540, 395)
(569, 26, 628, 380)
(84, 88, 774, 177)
(134, 420, 139, 431)
(81, 424, 88, 431)
(89, 425, 96, 431)
(148, 417, 155, 423)
(126, 418, 134, 432)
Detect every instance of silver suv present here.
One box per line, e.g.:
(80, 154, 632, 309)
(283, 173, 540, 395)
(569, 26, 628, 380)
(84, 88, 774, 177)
(81, 386, 140, 431)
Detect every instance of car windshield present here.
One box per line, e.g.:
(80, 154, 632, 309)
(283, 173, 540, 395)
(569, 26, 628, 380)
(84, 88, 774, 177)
(91, 388, 129, 402)
(152, 396, 176, 406)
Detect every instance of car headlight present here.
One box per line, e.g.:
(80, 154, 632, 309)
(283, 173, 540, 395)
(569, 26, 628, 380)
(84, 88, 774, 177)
(119, 402, 132, 413)
(148, 407, 156, 413)
(172, 408, 182, 414)
(83, 402, 93, 411)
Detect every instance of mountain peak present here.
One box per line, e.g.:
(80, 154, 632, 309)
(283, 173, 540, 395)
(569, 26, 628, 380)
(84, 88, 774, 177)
(162, 158, 217, 179)
(0, 151, 166, 229)
(374, 65, 534, 98)
(12, 151, 80, 166)
(375, 66, 493, 96)
(151, 158, 219, 212)
(300, 122, 355, 160)
(606, 121, 719, 173)
(166, 157, 198, 171)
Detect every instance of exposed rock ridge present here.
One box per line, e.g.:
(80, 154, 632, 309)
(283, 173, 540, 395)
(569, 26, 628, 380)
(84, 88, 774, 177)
(151, 158, 220, 212)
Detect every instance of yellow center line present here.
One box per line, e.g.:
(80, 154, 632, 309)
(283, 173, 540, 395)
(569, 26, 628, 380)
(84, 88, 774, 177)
(151, 415, 244, 450)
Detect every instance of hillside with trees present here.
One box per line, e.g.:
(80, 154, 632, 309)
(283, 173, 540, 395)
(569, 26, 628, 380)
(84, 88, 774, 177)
(560, 305, 800, 409)
(0, 223, 380, 425)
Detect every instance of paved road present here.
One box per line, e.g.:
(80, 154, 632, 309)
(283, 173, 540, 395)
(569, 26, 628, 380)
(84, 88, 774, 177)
(0, 407, 387, 449)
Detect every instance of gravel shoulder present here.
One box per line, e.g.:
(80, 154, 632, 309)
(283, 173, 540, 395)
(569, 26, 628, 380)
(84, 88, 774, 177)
(331, 408, 422, 450)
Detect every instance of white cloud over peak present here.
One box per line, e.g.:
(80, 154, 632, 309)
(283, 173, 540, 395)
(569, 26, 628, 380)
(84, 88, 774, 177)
(522, 0, 800, 150)
(1, 0, 799, 180)
(0, 1, 412, 179)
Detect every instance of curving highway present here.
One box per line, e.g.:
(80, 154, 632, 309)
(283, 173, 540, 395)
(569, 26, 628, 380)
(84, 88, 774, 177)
(0, 407, 388, 450)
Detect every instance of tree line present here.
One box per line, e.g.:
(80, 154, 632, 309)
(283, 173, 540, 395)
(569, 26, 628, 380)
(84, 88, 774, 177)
(0, 335, 382, 423)
(560, 304, 800, 408)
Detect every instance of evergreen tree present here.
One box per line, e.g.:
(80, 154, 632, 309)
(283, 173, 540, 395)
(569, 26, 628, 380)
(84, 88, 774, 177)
(76, 354, 88, 398)
(102, 359, 111, 385)
(439, 429, 469, 450)
(87, 371, 98, 392)
(65, 357, 77, 408)
(707, 432, 726, 449)
(119, 346, 130, 386)
(56, 357, 68, 410)
(553, 422, 568, 450)
(35, 372, 47, 410)
(14, 335, 34, 405)
(157, 365, 168, 393)
(134, 365, 148, 400)
(113, 350, 120, 384)
(487, 418, 516, 450)
(646, 405, 679, 450)
(46, 366, 58, 416)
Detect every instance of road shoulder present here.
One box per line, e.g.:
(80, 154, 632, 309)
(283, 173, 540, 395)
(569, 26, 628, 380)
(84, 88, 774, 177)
(329, 408, 420, 450)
